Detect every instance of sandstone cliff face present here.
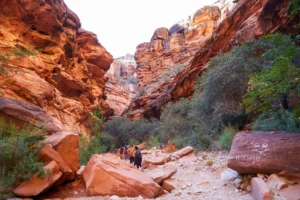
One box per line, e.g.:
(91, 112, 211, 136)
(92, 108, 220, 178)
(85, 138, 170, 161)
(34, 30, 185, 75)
(125, 0, 294, 119)
(0, 0, 113, 134)
(105, 54, 138, 116)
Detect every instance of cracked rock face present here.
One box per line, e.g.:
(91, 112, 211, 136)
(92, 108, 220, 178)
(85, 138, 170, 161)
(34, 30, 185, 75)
(0, 0, 113, 134)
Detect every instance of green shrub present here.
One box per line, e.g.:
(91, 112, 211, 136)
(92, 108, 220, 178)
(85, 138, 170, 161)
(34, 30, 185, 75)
(79, 133, 113, 165)
(218, 126, 238, 150)
(104, 117, 159, 147)
(0, 118, 46, 199)
(147, 136, 161, 148)
(80, 108, 112, 165)
(128, 138, 140, 146)
(171, 131, 213, 150)
(190, 36, 279, 132)
(252, 110, 300, 132)
(159, 98, 194, 143)
(242, 34, 300, 114)
(89, 107, 106, 136)
(159, 36, 279, 150)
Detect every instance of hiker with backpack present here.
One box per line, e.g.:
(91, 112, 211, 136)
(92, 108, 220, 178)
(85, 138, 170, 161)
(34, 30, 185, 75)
(119, 145, 124, 160)
(128, 145, 135, 164)
(134, 146, 142, 169)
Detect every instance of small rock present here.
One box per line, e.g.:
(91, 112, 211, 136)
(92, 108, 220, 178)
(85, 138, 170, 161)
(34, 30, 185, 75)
(234, 177, 244, 185)
(266, 174, 288, 190)
(194, 166, 202, 172)
(247, 185, 251, 192)
(186, 182, 192, 187)
(251, 177, 272, 200)
(110, 195, 120, 200)
(221, 168, 239, 182)
(181, 185, 187, 190)
(193, 188, 202, 194)
(241, 180, 250, 190)
(76, 165, 85, 178)
(257, 174, 265, 179)
(235, 188, 239, 193)
(235, 184, 241, 189)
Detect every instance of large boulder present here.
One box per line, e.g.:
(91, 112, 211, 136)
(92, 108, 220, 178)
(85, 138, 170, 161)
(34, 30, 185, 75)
(45, 132, 79, 173)
(227, 131, 300, 176)
(13, 161, 62, 197)
(82, 154, 164, 198)
(38, 144, 74, 182)
(145, 164, 177, 185)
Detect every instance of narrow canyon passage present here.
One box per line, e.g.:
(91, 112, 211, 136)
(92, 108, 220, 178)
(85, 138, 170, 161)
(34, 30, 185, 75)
(0, 0, 299, 199)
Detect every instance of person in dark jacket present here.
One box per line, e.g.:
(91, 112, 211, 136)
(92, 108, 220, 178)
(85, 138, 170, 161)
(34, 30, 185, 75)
(134, 146, 142, 169)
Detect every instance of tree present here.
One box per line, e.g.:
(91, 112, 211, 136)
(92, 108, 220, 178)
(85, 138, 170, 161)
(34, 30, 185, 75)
(242, 34, 300, 114)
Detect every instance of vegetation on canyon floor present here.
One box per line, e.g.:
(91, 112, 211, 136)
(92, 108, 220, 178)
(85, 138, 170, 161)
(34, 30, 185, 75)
(79, 109, 113, 165)
(0, 118, 46, 199)
(105, 33, 300, 151)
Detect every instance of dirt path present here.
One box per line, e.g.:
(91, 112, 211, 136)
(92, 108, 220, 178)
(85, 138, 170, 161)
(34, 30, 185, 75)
(62, 151, 254, 200)
(154, 151, 253, 200)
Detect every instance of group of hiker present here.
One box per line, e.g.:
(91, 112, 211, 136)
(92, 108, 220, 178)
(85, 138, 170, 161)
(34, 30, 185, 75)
(119, 145, 142, 169)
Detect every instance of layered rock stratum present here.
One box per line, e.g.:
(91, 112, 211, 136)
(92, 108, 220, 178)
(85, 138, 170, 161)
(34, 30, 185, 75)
(124, 0, 297, 120)
(0, 0, 113, 134)
(105, 54, 138, 116)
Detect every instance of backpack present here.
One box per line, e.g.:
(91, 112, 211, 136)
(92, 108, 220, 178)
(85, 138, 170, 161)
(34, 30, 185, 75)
(135, 150, 142, 159)
(120, 147, 124, 154)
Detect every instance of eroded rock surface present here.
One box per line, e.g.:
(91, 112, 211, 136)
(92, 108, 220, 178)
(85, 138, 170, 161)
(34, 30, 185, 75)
(124, 0, 294, 119)
(0, 0, 113, 134)
(105, 54, 138, 116)
(227, 131, 300, 176)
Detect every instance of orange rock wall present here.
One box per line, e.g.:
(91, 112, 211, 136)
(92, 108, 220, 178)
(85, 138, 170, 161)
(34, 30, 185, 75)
(105, 54, 138, 116)
(125, 0, 294, 119)
(0, 0, 113, 134)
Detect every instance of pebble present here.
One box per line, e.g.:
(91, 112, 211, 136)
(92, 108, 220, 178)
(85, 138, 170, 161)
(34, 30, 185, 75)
(257, 174, 264, 179)
(110, 195, 120, 200)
